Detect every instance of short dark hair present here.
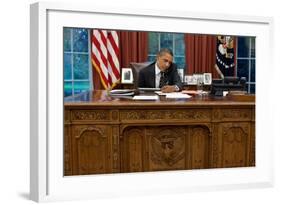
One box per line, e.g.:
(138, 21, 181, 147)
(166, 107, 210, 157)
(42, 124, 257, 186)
(157, 48, 173, 57)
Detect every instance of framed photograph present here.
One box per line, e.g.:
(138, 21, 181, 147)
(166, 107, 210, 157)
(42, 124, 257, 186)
(193, 73, 204, 84)
(177, 69, 184, 82)
(121, 68, 133, 84)
(185, 75, 197, 85)
(30, 2, 274, 202)
(203, 73, 212, 85)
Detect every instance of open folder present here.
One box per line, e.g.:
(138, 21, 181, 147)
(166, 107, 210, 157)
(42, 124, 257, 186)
(138, 87, 161, 91)
(109, 89, 135, 96)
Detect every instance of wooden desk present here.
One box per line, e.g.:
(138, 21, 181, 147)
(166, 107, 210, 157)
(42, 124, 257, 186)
(64, 90, 255, 176)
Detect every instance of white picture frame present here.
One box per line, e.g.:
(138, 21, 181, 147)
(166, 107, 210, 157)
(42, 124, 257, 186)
(30, 2, 274, 202)
(185, 75, 197, 85)
(121, 68, 134, 84)
(203, 73, 212, 85)
(177, 69, 184, 82)
(193, 73, 204, 84)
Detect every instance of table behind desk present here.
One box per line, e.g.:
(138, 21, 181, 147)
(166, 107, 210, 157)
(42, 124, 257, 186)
(64, 90, 255, 176)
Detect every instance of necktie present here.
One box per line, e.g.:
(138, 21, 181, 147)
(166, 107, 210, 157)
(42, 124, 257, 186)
(159, 71, 167, 88)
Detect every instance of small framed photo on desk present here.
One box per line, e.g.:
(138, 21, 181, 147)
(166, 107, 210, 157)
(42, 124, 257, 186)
(185, 75, 197, 85)
(121, 67, 133, 84)
(203, 73, 212, 85)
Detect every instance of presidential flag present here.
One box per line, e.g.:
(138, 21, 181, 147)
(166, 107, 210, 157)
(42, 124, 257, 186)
(91, 30, 120, 89)
(215, 35, 235, 77)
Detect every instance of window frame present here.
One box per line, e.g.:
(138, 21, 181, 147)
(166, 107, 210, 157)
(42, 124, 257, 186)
(236, 36, 256, 93)
(147, 32, 186, 70)
(63, 28, 93, 97)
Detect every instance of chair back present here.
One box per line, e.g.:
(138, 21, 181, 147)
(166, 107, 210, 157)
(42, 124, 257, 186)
(130, 62, 152, 88)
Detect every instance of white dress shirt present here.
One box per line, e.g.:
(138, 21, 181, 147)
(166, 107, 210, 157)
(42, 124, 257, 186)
(155, 63, 162, 88)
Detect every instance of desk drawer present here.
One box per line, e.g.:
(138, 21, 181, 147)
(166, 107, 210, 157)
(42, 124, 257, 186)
(213, 108, 252, 122)
(71, 110, 111, 121)
(120, 109, 211, 122)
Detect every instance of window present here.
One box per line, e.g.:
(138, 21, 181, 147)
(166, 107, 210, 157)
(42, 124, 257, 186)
(63, 28, 92, 97)
(236, 37, 256, 93)
(147, 32, 186, 69)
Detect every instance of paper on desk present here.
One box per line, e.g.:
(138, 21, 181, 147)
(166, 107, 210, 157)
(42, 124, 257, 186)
(182, 90, 208, 95)
(155, 91, 192, 98)
(155, 91, 167, 95)
(165, 93, 192, 98)
(133, 95, 159, 100)
(181, 90, 198, 95)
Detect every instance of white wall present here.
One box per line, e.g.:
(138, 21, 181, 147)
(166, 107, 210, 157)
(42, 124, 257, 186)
(0, 0, 280, 204)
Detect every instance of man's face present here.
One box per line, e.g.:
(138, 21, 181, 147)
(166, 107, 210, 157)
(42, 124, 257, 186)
(156, 53, 173, 72)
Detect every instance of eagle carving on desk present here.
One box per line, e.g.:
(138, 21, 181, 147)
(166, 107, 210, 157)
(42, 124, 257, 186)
(151, 129, 184, 166)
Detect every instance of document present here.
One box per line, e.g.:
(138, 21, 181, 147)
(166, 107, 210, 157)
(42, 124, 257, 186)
(165, 93, 192, 99)
(133, 95, 159, 100)
(181, 90, 208, 95)
(181, 90, 198, 95)
(154, 91, 167, 95)
(155, 91, 192, 99)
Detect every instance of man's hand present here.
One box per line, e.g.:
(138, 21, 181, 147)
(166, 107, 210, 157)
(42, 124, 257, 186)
(161, 85, 177, 93)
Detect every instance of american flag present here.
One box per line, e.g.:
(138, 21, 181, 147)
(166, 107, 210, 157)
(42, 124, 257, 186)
(91, 30, 120, 89)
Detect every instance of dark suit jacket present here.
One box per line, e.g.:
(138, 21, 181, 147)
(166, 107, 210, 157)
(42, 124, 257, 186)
(138, 62, 183, 90)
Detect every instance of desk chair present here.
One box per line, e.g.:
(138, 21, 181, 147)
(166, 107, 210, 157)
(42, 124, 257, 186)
(129, 61, 152, 89)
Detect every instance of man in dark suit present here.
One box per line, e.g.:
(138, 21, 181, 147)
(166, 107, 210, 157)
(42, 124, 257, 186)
(138, 48, 183, 93)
